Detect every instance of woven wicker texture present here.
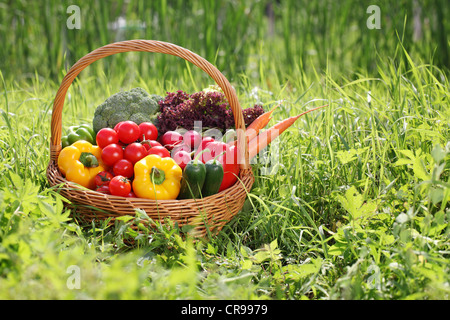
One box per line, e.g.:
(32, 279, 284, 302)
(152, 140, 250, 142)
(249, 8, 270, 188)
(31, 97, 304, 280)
(46, 40, 254, 237)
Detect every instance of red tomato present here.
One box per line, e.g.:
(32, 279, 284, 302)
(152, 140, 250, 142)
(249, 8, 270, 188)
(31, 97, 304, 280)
(172, 150, 191, 170)
(101, 143, 123, 166)
(113, 159, 134, 178)
(141, 140, 162, 152)
(147, 145, 171, 158)
(96, 184, 111, 195)
(124, 142, 147, 164)
(160, 131, 183, 150)
(96, 128, 119, 149)
(116, 121, 140, 144)
(125, 191, 137, 198)
(109, 175, 132, 197)
(138, 122, 158, 141)
(94, 171, 113, 187)
(183, 130, 202, 149)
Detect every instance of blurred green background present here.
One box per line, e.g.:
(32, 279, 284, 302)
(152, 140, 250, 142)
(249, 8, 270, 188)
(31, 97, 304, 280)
(0, 1, 449, 300)
(1, 0, 448, 83)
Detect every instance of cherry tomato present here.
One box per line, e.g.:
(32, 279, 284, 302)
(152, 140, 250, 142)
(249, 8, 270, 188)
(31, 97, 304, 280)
(124, 142, 147, 164)
(141, 140, 162, 152)
(172, 150, 192, 170)
(101, 143, 123, 166)
(109, 175, 131, 197)
(116, 121, 140, 144)
(147, 145, 171, 158)
(138, 122, 158, 141)
(96, 128, 119, 149)
(183, 130, 202, 149)
(125, 191, 137, 198)
(113, 159, 134, 178)
(160, 131, 183, 150)
(94, 171, 113, 187)
(95, 184, 111, 195)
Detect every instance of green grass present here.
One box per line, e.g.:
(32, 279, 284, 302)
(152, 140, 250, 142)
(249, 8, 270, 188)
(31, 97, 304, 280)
(0, 0, 449, 300)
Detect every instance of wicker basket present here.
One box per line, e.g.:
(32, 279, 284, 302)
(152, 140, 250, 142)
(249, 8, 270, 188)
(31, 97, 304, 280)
(46, 40, 254, 237)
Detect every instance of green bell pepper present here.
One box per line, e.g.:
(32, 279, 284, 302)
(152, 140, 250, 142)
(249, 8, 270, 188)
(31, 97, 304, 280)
(62, 124, 96, 148)
(201, 159, 224, 197)
(177, 159, 206, 199)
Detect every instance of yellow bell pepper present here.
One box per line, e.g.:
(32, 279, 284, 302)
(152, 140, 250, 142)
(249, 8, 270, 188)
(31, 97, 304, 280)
(57, 140, 107, 190)
(132, 154, 182, 200)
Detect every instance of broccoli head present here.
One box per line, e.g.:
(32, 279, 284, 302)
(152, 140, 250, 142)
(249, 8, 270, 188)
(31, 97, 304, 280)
(92, 87, 162, 133)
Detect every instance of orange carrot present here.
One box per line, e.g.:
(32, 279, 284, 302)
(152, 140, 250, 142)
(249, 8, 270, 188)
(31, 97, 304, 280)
(246, 102, 280, 134)
(248, 104, 328, 159)
(229, 102, 280, 147)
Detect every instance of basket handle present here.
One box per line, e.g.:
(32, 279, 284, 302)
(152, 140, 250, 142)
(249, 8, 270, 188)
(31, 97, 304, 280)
(50, 40, 249, 169)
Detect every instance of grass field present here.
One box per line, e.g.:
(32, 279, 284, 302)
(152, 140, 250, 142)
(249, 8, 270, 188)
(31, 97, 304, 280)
(0, 0, 449, 300)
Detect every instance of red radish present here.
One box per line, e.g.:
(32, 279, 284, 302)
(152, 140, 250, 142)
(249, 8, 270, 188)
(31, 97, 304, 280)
(194, 139, 227, 162)
(195, 141, 227, 163)
(160, 131, 183, 150)
(200, 136, 215, 150)
(172, 150, 191, 170)
(172, 143, 193, 155)
(183, 130, 202, 149)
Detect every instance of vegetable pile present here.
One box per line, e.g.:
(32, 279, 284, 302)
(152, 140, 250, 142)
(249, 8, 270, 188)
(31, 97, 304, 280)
(57, 87, 325, 200)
